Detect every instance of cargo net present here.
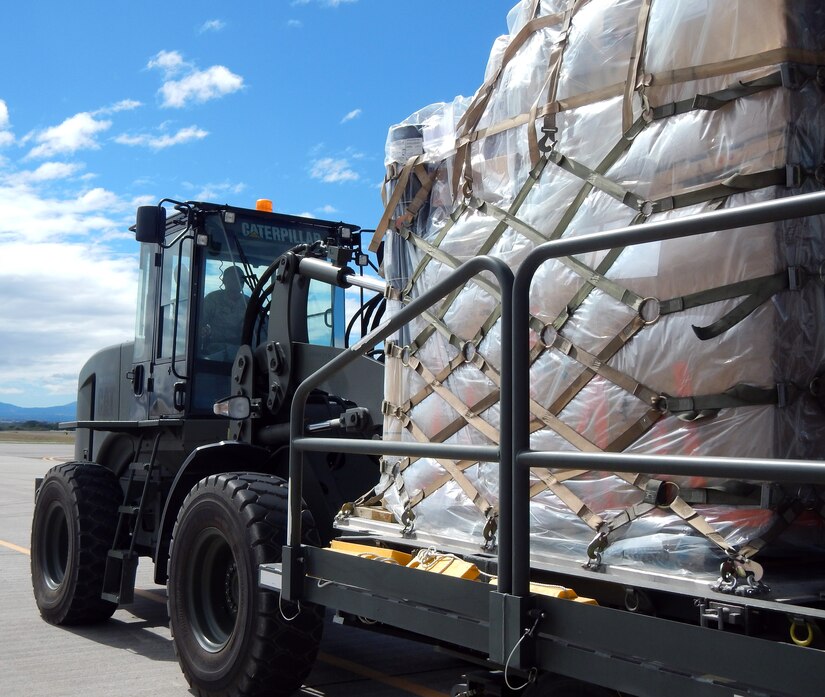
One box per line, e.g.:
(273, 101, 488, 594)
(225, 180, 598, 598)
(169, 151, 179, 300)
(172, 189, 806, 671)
(357, 0, 825, 584)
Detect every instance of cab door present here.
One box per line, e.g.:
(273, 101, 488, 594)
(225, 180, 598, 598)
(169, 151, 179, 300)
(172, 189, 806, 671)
(150, 232, 193, 417)
(129, 231, 193, 419)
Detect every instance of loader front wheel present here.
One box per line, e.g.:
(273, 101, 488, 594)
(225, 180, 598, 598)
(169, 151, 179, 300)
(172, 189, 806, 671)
(31, 462, 121, 625)
(168, 473, 323, 697)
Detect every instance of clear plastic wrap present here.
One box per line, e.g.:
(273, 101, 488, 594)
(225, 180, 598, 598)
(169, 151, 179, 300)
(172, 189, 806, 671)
(374, 0, 825, 580)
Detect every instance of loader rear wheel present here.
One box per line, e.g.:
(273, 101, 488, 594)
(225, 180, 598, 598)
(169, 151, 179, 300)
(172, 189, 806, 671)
(31, 461, 121, 625)
(168, 473, 323, 697)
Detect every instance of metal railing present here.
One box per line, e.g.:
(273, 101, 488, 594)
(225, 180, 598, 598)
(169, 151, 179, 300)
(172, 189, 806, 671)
(287, 189, 825, 602)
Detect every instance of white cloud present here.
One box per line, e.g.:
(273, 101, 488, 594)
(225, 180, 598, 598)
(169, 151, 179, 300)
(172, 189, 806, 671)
(147, 50, 189, 78)
(310, 157, 359, 183)
(148, 50, 243, 109)
(3, 161, 83, 185)
(115, 125, 209, 150)
(0, 99, 10, 129)
(0, 240, 137, 403)
(341, 108, 362, 123)
(0, 177, 140, 405)
(26, 112, 112, 159)
(157, 63, 244, 108)
(131, 194, 158, 208)
(198, 19, 225, 33)
(0, 179, 127, 244)
(94, 99, 142, 116)
(185, 180, 247, 202)
(0, 99, 13, 146)
(287, 19, 303, 28)
(318, 204, 338, 214)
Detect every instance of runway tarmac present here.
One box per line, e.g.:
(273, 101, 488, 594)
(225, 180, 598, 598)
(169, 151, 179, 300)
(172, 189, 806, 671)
(0, 441, 468, 697)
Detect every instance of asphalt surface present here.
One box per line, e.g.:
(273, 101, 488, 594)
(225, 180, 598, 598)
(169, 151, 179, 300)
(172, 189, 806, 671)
(0, 442, 468, 697)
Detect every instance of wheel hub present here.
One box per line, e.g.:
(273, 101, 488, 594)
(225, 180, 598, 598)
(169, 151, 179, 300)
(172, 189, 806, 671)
(224, 561, 238, 615)
(187, 528, 239, 653)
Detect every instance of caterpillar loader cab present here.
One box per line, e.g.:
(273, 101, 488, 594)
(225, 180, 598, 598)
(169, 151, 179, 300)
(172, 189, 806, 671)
(31, 199, 386, 697)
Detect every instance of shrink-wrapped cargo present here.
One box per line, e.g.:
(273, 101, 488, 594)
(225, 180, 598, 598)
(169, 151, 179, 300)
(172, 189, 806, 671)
(369, 0, 825, 579)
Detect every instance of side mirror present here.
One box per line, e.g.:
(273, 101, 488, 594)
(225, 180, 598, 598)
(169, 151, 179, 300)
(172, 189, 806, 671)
(135, 205, 166, 244)
(213, 395, 251, 419)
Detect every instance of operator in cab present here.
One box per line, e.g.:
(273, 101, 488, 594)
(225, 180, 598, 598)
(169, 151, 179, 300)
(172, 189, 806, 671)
(201, 265, 248, 359)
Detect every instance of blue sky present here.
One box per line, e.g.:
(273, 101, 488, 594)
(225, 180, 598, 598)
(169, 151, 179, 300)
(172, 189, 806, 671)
(0, 1, 515, 408)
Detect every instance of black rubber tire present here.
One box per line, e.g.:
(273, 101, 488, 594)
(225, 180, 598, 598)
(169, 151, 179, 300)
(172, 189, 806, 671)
(30, 461, 122, 625)
(168, 473, 324, 697)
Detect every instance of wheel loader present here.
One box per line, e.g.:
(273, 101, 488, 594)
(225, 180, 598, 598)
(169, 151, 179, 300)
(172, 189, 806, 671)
(30, 199, 386, 696)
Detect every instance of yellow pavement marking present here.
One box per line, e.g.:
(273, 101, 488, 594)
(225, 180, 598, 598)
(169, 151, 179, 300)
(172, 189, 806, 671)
(317, 651, 449, 697)
(1, 538, 446, 697)
(0, 539, 30, 555)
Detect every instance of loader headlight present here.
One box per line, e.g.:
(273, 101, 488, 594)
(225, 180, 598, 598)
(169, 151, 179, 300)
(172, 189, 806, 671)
(213, 395, 251, 419)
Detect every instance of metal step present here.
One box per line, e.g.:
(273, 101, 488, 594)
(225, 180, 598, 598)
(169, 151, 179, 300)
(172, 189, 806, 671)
(101, 550, 139, 605)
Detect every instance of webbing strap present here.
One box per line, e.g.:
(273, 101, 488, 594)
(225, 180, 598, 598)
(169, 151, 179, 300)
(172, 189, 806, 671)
(658, 265, 809, 340)
(403, 156, 548, 353)
(382, 399, 494, 517)
(691, 268, 803, 340)
(529, 397, 602, 453)
(540, 316, 648, 416)
(374, 29, 825, 559)
(646, 168, 791, 216)
(602, 483, 737, 557)
(605, 408, 663, 453)
(528, 0, 583, 165)
(647, 48, 825, 96)
(657, 383, 789, 419)
(738, 498, 809, 558)
(407, 459, 487, 509)
(622, 0, 653, 132)
(533, 469, 605, 531)
(539, 328, 660, 407)
(668, 497, 738, 555)
(546, 144, 791, 215)
(406, 165, 437, 220)
(404, 200, 470, 293)
(455, 58, 792, 180)
(387, 345, 500, 443)
(372, 154, 423, 250)
(455, 14, 565, 138)
(471, 197, 651, 314)
(453, 13, 566, 198)
(649, 72, 783, 122)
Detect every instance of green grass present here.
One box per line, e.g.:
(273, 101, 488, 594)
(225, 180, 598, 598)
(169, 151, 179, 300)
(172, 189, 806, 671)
(0, 430, 74, 444)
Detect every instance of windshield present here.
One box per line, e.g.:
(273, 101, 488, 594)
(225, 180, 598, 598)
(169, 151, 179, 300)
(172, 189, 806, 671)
(189, 207, 344, 413)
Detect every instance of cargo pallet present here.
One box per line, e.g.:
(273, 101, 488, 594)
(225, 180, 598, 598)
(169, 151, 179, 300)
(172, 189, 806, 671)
(264, 191, 825, 697)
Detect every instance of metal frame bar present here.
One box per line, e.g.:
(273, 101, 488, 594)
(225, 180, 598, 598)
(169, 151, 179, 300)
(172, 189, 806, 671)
(530, 596, 824, 697)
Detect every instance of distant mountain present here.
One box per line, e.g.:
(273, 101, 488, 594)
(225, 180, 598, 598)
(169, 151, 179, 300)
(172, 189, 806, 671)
(0, 401, 77, 423)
